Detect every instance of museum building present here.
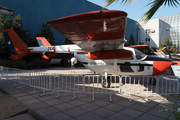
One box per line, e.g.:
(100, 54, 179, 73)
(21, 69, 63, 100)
(139, 13, 180, 49)
(0, 0, 138, 45)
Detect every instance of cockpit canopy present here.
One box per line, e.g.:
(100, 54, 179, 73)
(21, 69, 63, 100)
(134, 49, 146, 60)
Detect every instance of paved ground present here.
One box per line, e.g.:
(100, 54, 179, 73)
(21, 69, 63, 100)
(0, 67, 179, 120)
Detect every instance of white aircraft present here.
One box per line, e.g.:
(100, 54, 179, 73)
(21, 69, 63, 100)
(2, 10, 174, 87)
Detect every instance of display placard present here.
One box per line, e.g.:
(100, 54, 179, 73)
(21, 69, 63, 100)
(171, 65, 180, 84)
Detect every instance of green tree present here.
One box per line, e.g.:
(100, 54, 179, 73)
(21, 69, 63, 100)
(4, 16, 12, 29)
(12, 14, 34, 47)
(36, 22, 55, 45)
(0, 15, 12, 59)
(125, 33, 135, 46)
(139, 42, 144, 45)
(159, 94, 180, 120)
(104, 0, 180, 22)
(0, 14, 40, 60)
(160, 37, 178, 55)
(0, 15, 57, 69)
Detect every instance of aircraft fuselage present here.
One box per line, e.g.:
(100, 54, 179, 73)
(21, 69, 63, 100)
(75, 47, 173, 76)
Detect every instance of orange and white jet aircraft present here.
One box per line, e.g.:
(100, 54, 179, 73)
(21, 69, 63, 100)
(2, 10, 174, 87)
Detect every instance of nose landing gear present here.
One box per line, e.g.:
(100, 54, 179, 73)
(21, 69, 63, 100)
(149, 77, 156, 85)
(101, 72, 111, 88)
(101, 77, 111, 88)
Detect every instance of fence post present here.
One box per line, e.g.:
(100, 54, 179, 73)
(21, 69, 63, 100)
(128, 76, 131, 102)
(0, 66, 3, 81)
(72, 75, 77, 100)
(40, 73, 49, 96)
(109, 76, 112, 102)
(145, 76, 149, 102)
(56, 75, 61, 99)
(29, 71, 31, 86)
(29, 72, 39, 94)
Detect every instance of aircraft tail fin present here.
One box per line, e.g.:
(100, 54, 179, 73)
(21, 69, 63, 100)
(2, 28, 30, 60)
(36, 37, 56, 59)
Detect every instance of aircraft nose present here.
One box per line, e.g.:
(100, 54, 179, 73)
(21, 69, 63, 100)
(144, 56, 173, 76)
(152, 58, 173, 75)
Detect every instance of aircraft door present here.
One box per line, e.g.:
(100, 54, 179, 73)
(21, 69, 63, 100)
(134, 49, 147, 74)
(118, 56, 138, 75)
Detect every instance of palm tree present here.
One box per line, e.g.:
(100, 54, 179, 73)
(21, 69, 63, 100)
(104, 0, 180, 22)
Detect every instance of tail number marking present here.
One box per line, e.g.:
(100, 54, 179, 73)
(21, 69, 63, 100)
(47, 46, 54, 51)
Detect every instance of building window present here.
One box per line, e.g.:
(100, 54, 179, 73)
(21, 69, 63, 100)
(146, 38, 150, 41)
(145, 29, 151, 46)
(146, 29, 150, 35)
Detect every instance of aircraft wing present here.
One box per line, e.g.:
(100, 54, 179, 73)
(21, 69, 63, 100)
(47, 10, 127, 51)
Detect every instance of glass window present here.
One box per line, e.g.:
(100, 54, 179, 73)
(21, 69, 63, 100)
(134, 49, 146, 60)
(135, 46, 154, 55)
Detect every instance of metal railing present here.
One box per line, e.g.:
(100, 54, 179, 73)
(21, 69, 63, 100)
(29, 72, 50, 96)
(0, 66, 30, 88)
(120, 75, 179, 102)
(1, 66, 180, 102)
(51, 74, 83, 100)
(84, 75, 120, 101)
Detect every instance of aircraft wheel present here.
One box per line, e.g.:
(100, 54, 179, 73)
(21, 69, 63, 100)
(101, 78, 110, 88)
(149, 78, 156, 85)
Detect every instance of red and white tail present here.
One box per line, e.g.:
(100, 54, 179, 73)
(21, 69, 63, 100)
(2, 28, 30, 60)
(2, 28, 91, 60)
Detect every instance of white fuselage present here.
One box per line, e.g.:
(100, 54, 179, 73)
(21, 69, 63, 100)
(74, 47, 153, 76)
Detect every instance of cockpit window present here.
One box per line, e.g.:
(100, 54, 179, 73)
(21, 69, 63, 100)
(135, 47, 155, 55)
(135, 49, 146, 60)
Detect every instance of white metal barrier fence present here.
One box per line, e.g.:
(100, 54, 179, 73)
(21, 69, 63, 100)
(29, 72, 50, 96)
(157, 76, 180, 95)
(0, 66, 180, 102)
(120, 76, 179, 102)
(51, 74, 83, 100)
(84, 75, 120, 101)
(0, 66, 30, 88)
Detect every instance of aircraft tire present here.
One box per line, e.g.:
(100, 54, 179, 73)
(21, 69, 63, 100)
(149, 78, 156, 85)
(101, 79, 111, 88)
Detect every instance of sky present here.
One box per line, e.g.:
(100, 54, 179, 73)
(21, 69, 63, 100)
(87, 0, 180, 21)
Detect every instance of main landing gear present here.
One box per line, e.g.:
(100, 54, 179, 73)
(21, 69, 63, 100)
(101, 72, 111, 88)
(101, 77, 111, 88)
(149, 77, 156, 85)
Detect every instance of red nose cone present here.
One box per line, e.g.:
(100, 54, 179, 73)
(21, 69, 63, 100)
(153, 61, 172, 75)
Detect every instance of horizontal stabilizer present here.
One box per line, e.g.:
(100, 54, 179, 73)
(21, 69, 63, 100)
(36, 37, 56, 59)
(42, 52, 56, 59)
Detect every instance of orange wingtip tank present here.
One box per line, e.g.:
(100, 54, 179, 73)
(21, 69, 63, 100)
(87, 49, 133, 60)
